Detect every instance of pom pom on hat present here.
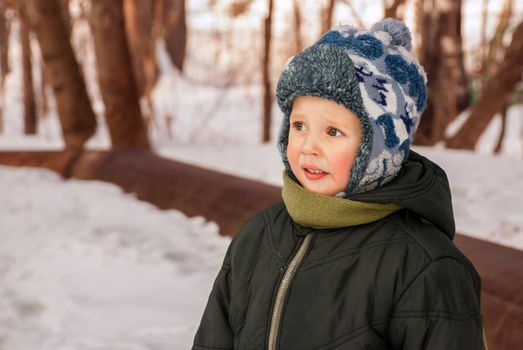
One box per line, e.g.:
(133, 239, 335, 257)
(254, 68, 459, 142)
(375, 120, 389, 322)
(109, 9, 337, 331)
(371, 18, 412, 51)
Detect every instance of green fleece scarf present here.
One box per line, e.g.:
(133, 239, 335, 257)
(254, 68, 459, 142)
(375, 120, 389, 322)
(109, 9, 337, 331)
(282, 171, 402, 229)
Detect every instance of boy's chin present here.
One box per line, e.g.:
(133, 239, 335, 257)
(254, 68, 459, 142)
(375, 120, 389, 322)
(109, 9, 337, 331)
(300, 179, 342, 197)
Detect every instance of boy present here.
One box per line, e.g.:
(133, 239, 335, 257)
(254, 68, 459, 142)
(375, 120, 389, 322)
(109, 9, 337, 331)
(193, 18, 486, 349)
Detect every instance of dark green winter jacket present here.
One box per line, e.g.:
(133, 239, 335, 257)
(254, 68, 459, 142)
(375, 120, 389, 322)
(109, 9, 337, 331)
(192, 151, 486, 350)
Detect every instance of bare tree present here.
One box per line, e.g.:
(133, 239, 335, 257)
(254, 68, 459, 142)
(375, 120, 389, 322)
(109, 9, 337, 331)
(414, 0, 462, 145)
(320, 0, 336, 35)
(455, 3, 469, 115)
(0, 0, 9, 133)
(482, 0, 513, 83)
(262, 0, 273, 143)
(38, 62, 49, 121)
(19, 4, 36, 134)
(163, 0, 187, 72)
(494, 103, 508, 153)
(292, 0, 303, 54)
(413, 0, 424, 59)
(59, 0, 71, 37)
(474, 0, 513, 146)
(0, 0, 9, 86)
(123, 0, 160, 132)
(124, 0, 157, 97)
(35, 0, 68, 124)
(446, 22, 523, 150)
(383, 0, 406, 20)
(90, 0, 149, 149)
(476, 0, 489, 93)
(24, 0, 96, 148)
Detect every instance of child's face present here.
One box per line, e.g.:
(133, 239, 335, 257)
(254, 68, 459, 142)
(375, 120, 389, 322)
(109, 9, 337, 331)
(287, 95, 362, 196)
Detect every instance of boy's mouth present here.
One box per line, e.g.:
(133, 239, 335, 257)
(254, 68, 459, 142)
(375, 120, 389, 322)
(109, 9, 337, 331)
(302, 166, 328, 180)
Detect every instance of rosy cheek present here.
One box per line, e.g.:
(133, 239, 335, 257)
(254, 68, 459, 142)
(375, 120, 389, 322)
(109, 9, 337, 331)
(328, 152, 355, 181)
(287, 143, 300, 172)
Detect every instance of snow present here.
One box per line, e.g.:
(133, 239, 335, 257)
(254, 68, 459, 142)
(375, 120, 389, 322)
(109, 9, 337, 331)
(0, 165, 230, 349)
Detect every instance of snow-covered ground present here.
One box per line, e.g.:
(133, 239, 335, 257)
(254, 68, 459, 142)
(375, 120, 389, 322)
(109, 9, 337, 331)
(0, 165, 230, 349)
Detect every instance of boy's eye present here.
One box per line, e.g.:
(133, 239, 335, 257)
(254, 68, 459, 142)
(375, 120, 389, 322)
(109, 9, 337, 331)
(292, 121, 304, 131)
(328, 128, 343, 137)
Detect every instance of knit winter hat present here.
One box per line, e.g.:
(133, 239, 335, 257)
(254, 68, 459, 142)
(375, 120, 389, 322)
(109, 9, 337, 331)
(276, 18, 427, 196)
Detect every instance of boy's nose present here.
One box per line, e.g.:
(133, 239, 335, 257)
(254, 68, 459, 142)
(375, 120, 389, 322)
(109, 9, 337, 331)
(301, 134, 322, 156)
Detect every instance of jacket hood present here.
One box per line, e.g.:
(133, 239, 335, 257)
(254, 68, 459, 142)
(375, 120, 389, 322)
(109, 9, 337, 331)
(348, 150, 456, 240)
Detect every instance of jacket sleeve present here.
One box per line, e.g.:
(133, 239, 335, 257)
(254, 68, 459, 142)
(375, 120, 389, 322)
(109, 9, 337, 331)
(192, 239, 235, 350)
(387, 257, 486, 350)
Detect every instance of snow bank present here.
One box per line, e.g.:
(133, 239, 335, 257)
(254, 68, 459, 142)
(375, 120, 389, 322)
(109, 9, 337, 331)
(0, 165, 230, 349)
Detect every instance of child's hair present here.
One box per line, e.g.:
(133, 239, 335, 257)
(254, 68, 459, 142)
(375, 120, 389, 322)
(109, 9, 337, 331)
(276, 18, 427, 196)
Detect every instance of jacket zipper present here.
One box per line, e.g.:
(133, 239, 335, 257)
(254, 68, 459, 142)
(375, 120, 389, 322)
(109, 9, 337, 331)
(267, 232, 314, 350)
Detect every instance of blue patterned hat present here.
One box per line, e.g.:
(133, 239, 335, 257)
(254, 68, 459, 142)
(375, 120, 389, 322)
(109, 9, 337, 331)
(276, 18, 427, 196)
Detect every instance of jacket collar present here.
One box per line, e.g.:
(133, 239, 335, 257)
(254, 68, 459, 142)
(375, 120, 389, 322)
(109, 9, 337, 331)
(282, 171, 401, 230)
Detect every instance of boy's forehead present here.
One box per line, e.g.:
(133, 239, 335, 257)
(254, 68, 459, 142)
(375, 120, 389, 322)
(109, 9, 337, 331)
(291, 111, 341, 121)
(290, 100, 357, 126)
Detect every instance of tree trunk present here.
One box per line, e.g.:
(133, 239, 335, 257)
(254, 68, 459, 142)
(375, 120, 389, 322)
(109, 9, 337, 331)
(484, 0, 513, 80)
(24, 0, 96, 149)
(20, 5, 36, 134)
(59, 0, 71, 37)
(0, 0, 9, 87)
(0, 0, 8, 133)
(163, 0, 186, 72)
(39, 61, 49, 119)
(262, 0, 273, 143)
(292, 0, 303, 54)
(123, 0, 157, 98)
(519, 94, 523, 157)
(123, 0, 160, 132)
(320, 0, 335, 35)
(383, 0, 406, 20)
(477, 0, 489, 93)
(90, 0, 149, 149)
(494, 101, 508, 153)
(413, 0, 424, 59)
(413, 0, 461, 146)
(455, 2, 469, 116)
(446, 21, 523, 150)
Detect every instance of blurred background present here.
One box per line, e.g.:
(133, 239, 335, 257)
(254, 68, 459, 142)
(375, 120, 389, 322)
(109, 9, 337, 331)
(0, 0, 522, 349)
